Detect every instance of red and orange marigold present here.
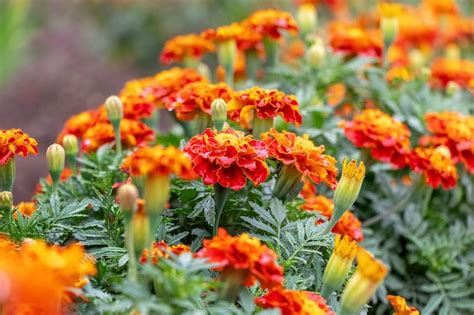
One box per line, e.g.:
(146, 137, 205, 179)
(387, 295, 420, 315)
(0, 129, 39, 165)
(430, 58, 474, 89)
(13, 201, 37, 219)
(140, 241, 191, 264)
(172, 82, 234, 121)
(244, 9, 299, 40)
(196, 228, 284, 290)
(328, 21, 382, 58)
(262, 129, 338, 189)
(57, 110, 99, 143)
(97, 99, 154, 122)
(227, 86, 302, 129)
(184, 128, 269, 190)
(256, 288, 335, 315)
(121, 144, 195, 179)
(341, 108, 412, 168)
(160, 34, 215, 65)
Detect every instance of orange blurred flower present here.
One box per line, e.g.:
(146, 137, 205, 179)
(203, 23, 264, 55)
(13, 202, 36, 219)
(244, 9, 299, 40)
(82, 119, 154, 153)
(301, 194, 364, 242)
(197, 228, 283, 290)
(328, 21, 382, 58)
(256, 288, 334, 315)
(421, 0, 458, 17)
(0, 129, 39, 165)
(0, 239, 96, 315)
(387, 295, 420, 315)
(97, 99, 154, 122)
(430, 58, 474, 89)
(172, 82, 233, 121)
(386, 66, 413, 82)
(57, 110, 99, 143)
(409, 146, 458, 189)
(341, 109, 412, 168)
(140, 241, 190, 264)
(395, 8, 438, 48)
(227, 86, 302, 128)
(326, 83, 346, 107)
(160, 34, 215, 65)
(262, 129, 338, 189)
(184, 128, 269, 190)
(121, 144, 195, 179)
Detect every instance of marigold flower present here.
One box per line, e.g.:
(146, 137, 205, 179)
(386, 66, 413, 82)
(97, 99, 154, 122)
(341, 109, 412, 168)
(244, 9, 299, 40)
(140, 241, 191, 264)
(197, 228, 284, 290)
(430, 58, 474, 89)
(0, 129, 39, 166)
(203, 23, 263, 53)
(13, 201, 36, 219)
(184, 128, 269, 190)
(422, 0, 458, 17)
(387, 295, 420, 315)
(262, 129, 338, 189)
(328, 21, 382, 58)
(57, 110, 100, 143)
(227, 86, 302, 129)
(81, 119, 154, 153)
(172, 82, 234, 121)
(256, 288, 335, 315)
(395, 8, 438, 48)
(409, 146, 458, 189)
(160, 34, 215, 65)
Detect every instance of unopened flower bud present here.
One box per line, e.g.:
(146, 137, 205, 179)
(105, 95, 123, 124)
(446, 81, 460, 96)
(381, 17, 398, 50)
(197, 62, 211, 81)
(118, 184, 138, 223)
(420, 67, 431, 80)
(408, 49, 425, 70)
(47, 144, 65, 191)
(63, 134, 79, 157)
(297, 4, 317, 37)
(131, 206, 150, 260)
(0, 191, 13, 213)
(445, 43, 460, 60)
(211, 98, 228, 131)
(306, 39, 326, 68)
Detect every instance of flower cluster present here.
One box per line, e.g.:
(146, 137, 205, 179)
(197, 228, 283, 289)
(256, 289, 335, 315)
(328, 21, 382, 58)
(0, 129, 38, 165)
(244, 9, 299, 40)
(140, 241, 191, 264)
(341, 109, 411, 168)
(430, 58, 474, 89)
(184, 128, 269, 190)
(160, 34, 215, 65)
(387, 295, 420, 315)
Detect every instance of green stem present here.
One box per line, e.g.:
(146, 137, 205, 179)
(50, 171, 60, 192)
(273, 165, 302, 200)
(245, 49, 259, 81)
(213, 184, 230, 236)
(113, 121, 122, 155)
(252, 117, 274, 139)
(0, 158, 15, 192)
(320, 283, 333, 300)
(263, 37, 279, 68)
(66, 154, 77, 174)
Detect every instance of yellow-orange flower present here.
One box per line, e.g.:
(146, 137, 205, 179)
(13, 201, 36, 219)
(386, 66, 413, 82)
(140, 241, 191, 264)
(256, 288, 335, 315)
(421, 0, 458, 17)
(395, 8, 438, 48)
(172, 82, 234, 120)
(0, 239, 96, 315)
(0, 129, 39, 165)
(184, 128, 269, 190)
(430, 58, 474, 89)
(97, 98, 154, 122)
(262, 129, 338, 189)
(196, 228, 284, 290)
(57, 110, 99, 143)
(387, 295, 420, 315)
(340, 109, 412, 168)
(328, 21, 382, 58)
(409, 146, 458, 189)
(82, 119, 154, 153)
(160, 34, 215, 65)
(121, 144, 195, 180)
(244, 9, 299, 40)
(227, 86, 302, 128)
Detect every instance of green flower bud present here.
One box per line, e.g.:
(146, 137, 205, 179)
(381, 17, 398, 50)
(0, 191, 13, 214)
(63, 134, 79, 157)
(297, 4, 317, 37)
(117, 183, 138, 224)
(211, 98, 228, 131)
(46, 144, 65, 191)
(306, 39, 326, 68)
(105, 95, 124, 124)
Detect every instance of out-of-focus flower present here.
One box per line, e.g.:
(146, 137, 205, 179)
(81, 119, 154, 153)
(244, 9, 298, 40)
(184, 128, 269, 190)
(140, 241, 190, 264)
(395, 8, 438, 48)
(172, 82, 233, 121)
(421, 0, 458, 17)
(0, 129, 38, 166)
(57, 110, 100, 143)
(197, 228, 283, 290)
(387, 295, 420, 315)
(430, 58, 474, 89)
(160, 34, 215, 65)
(340, 109, 412, 168)
(326, 83, 346, 107)
(409, 146, 458, 189)
(13, 202, 36, 219)
(328, 21, 382, 58)
(256, 288, 335, 315)
(386, 66, 413, 82)
(227, 86, 302, 129)
(262, 129, 338, 189)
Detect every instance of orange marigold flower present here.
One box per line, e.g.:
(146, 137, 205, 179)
(81, 119, 154, 153)
(387, 295, 420, 315)
(57, 110, 99, 143)
(328, 21, 382, 58)
(0, 239, 96, 314)
(326, 83, 346, 107)
(458, 140, 474, 174)
(256, 288, 334, 315)
(184, 128, 269, 190)
(140, 241, 191, 264)
(396, 8, 438, 48)
(262, 129, 338, 189)
(13, 202, 36, 219)
(97, 99, 154, 122)
(422, 0, 458, 17)
(172, 82, 234, 121)
(0, 129, 39, 165)
(409, 146, 458, 189)
(160, 34, 215, 65)
(301, 194, 364, 242)
(430, 58, 474, 89)
(341, 109, 412, 168)
(203, 23, 246, 43)
(121, 144, 195, 179)
(244, 9, 299, 40)
(197, 228, 284, 290)
(227, 86, 302, 128)
(386, 66, 413, 82)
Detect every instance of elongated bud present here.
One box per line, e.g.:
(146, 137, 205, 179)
(0, 159, 16, 192)
(47, 144, 65, 191)
(381, 17, 398, 50)
(62, 134, 79, 172)
(144, 175, 170, 247)
(306, 38, 326, 68)
(118, 184, 138, 223)
(105, 95, 123, 124)
(211, 98, 228, 131)
(131, 205, 150, 260)
(0, 191, 13, 214)
(297, 4, 317, 37)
